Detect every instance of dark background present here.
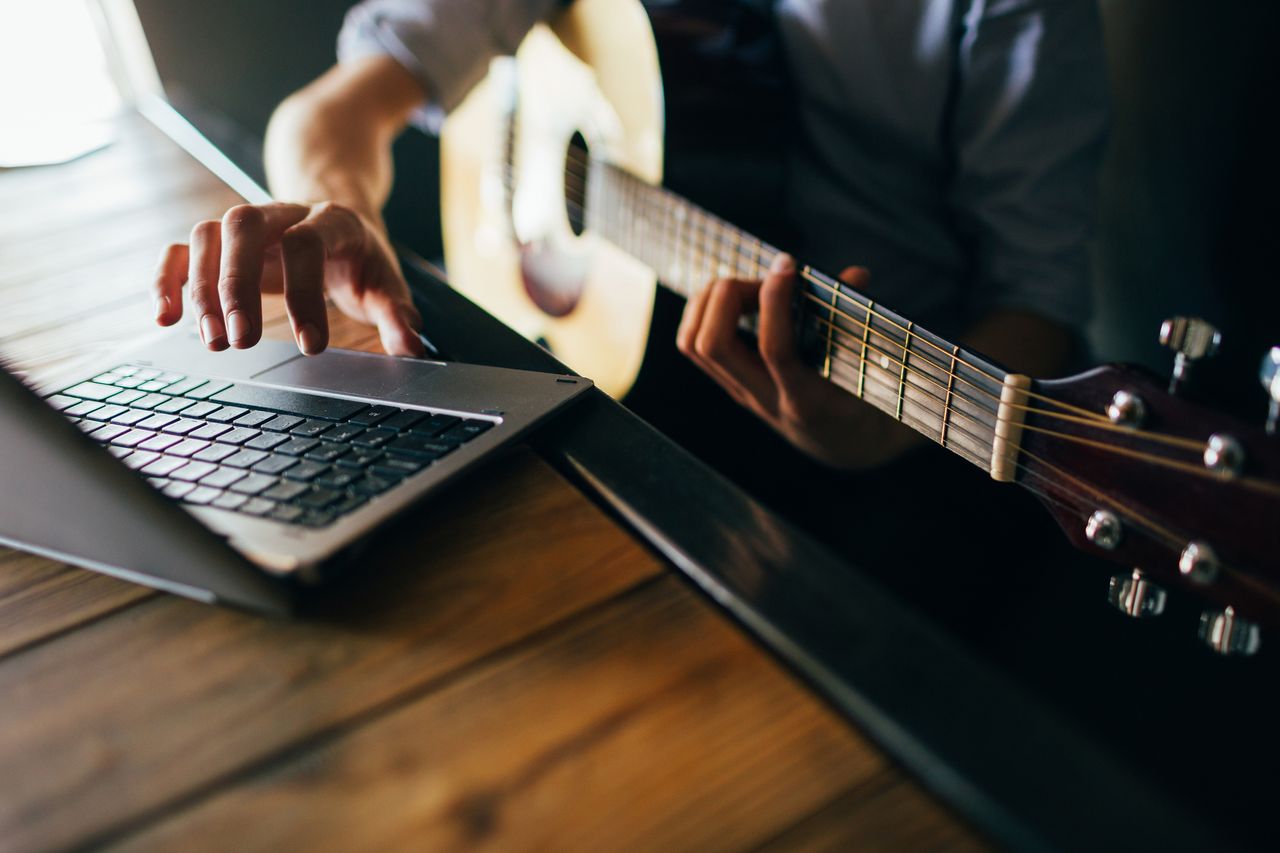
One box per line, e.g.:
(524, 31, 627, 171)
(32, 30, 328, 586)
(126, 1, 1280, 846)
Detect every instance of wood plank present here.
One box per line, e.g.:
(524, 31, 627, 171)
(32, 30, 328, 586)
(0, 451, 662, 852)
(109, 578, 892, 853)
(0, 550, 156, 659)
(756, 775, 986, 852)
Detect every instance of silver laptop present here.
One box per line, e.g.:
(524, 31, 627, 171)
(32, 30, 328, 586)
(0, 332, 590, 611)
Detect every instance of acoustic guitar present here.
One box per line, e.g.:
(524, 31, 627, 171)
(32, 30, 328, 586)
(439, 0, 1280, 650)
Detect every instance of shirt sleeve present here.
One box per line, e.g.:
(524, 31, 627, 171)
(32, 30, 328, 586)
(948, 0, 1110, 331)
(337, 0, 563, 134)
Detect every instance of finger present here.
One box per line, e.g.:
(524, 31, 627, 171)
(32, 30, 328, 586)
(218, 205, 267, 348)
(365, 290, 427, 357)
(188, 220, 227, 350)
(153, 243, 188, 326)
(757, 253, 808, 388)
(676, 281, 714, 358)
(279, 224, 331, 356)
(694, 277, 776, 411)
(839, 265, 871, 289)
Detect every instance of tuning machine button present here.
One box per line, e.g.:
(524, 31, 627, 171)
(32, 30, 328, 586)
(1159, 316, 1221, 394)
(1178, 541, 1220, 585)
(1202, 433, 1244, 477)
(1106, 390, 1146, 427)
(1108, 569, 1166, 618)
(1261, 347, 1280, 435)
(1199, 607, 1261, 656)
(1085, 509, 1122, 550)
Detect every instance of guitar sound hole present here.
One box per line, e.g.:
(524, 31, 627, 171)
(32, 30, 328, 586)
(565, 131, 589, 237)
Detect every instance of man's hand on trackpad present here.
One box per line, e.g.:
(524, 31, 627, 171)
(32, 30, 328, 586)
(152, 201, 426, 358)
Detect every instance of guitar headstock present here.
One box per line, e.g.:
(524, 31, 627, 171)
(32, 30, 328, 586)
(1019, 321, 1280, 655)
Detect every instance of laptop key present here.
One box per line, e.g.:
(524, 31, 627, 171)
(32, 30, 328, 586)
(154, 396, 196, 414)
(193, 444, 239, 463)
(276, 437, 319, 456)
(409, 414, 460, 437)
(253, 454, 298, 476)
(190, 422, 232, 441)
(244, 431, 289, 451)
(64, 382, 123, 401)
(131, 394, 171, 410)
(171, 461, 218, 482)
(163, 377, 207, 397)
(322, 423, 365, 443)
(269, 504, 304, 523)
(85, 423, 129, 442)
(283, 460, 329, 482)
(105, 389, 146, 406)
(261, 414, 305, 433)
(330, 494, 368, 516)
(314, 470, 358, 490)
(84, 404, 129, 422)
(110, 408, 152, 426)
(181, 401, 221, 419)
(161, 418, 205, 436)
(141, 456, 187, 477)
(233, 409, 275, 428)
(304, 442, 349, 463)
(112, 429, 158, 448)
(182, 486, 223, 506)
(374, 456, 426, 478)
(352, 475, 396, 497)
(162, 481, 196, 499)
(137, 413, 178, 431)
(65, 400, 104, 417)
(46, 394, 78, 411)
(291, 419, 332, 438)
(349, 405, 398, 426)
(223, 448, 270, 469)
(263, 481, 308, 502)
(138, 433, 183, 453)
(335, 450, 383, 469)
(297, 487, 342, 509)
(168, 438, 211, 457)
(381, 410, 426, 431)
(186, 381, 232, 400)
(218, 427, 261, 446)
(238, 498, 276, 517)
(298, 509, 337, 528)
(447, 419, 496, 442)
(385, 436, 453, 460)
(211, 491, 249, 511)
(228, 473, 277, 495)
(352, 428, 395, 448)
(107, 445, 132, 459)
(123, 451, 161, 470)
(138, 380, 171, 393)
(207, 405, 249, 423)
(112, 376, 145, 389)
(201, 467, 248, 489)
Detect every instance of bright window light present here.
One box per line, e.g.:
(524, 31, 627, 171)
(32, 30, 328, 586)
(0, 0, 122, 166)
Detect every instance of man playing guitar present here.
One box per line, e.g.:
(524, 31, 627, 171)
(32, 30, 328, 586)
(151, 0, 1108, 472)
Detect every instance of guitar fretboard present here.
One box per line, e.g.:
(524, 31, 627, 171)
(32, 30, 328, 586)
(585, 158, 1011, 472)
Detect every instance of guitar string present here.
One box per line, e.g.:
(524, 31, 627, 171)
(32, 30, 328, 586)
(559, 150, 1110, 420)
(553, 156, 1113, 425)
(512, 159, 1235, 457)
(544, 158, 1275, 584)
(813, 313, 1280, 491)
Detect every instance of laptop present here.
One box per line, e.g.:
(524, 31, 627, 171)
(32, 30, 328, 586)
(0, 332, 591, 612)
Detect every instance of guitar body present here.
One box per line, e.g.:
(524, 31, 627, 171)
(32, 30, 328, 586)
(440, 0, 791, 398)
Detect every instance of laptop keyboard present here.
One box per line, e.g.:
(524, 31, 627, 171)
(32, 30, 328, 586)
(44, 364, 496, 529)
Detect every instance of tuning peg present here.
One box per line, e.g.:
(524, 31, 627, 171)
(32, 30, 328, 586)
(1159, 316, 1221, 394)
(1199, 607, 1261, 656)
(1108, 569, 1166, 618)
(1261, 347, 1280, 435)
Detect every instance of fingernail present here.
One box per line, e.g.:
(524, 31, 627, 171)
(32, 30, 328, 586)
(154, 295, 170, 321)
(297, 323, 323, 355)
(199, 314, 226, 348)
(770, 253, 795, 274)
(226, 310, 250, 345)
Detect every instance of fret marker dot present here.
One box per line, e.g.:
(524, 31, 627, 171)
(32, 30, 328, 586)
(880, 355, 891, 370)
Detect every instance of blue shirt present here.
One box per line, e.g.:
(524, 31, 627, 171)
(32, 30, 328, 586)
(338, 0, 1108, 334)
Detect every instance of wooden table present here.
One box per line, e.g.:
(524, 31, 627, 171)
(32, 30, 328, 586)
(0, 113, 982, 851)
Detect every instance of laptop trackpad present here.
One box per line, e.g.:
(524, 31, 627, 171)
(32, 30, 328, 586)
(252, 350, 444, 399)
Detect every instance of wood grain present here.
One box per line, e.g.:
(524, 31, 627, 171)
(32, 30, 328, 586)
(111, 578, 885, 853)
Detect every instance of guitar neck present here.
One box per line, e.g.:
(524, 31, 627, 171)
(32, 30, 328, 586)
(587, 160, 1017, 475)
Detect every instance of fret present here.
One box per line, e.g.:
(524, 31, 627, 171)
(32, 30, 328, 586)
(749, 239, 762, 279)
(894, 322, 913, 421)
(821, 273, 840, 380)
(856, 300, 873, 399)
(940, 344, 959, 446)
